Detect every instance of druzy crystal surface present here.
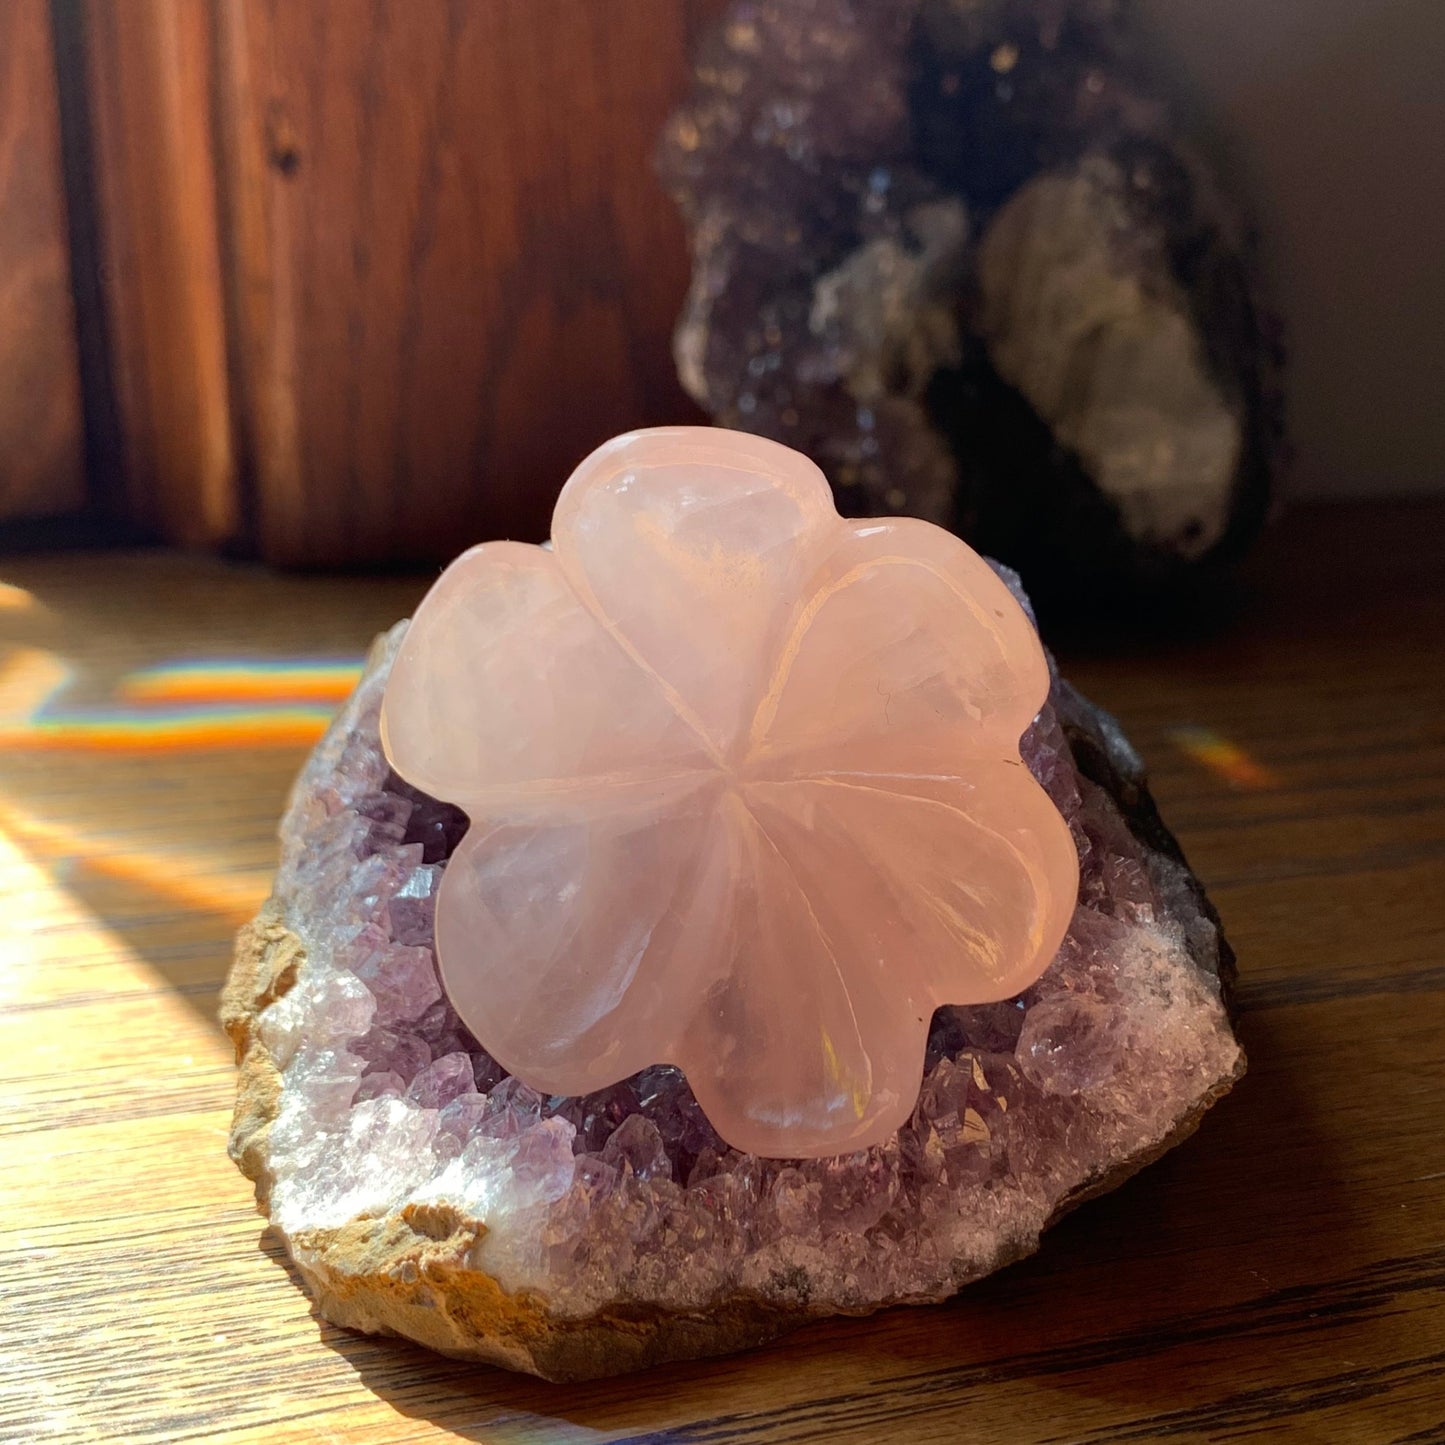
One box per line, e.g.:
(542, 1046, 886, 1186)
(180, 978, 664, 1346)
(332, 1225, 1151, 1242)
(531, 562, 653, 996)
(379, 427, 1077, 1158)
(659, 0, 1284, 598)
(247, 563, 1241, 1330)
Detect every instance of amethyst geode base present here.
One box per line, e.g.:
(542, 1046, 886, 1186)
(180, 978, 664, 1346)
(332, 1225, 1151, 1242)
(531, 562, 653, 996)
(223, 610, 1243, 1381)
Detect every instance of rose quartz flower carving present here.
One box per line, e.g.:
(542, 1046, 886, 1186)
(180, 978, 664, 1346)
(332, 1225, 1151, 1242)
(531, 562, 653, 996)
(381, 428, 1078, 1158)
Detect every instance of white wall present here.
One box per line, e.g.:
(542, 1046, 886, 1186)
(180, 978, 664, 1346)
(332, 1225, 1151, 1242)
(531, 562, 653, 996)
(1143, 0, 1445, 497)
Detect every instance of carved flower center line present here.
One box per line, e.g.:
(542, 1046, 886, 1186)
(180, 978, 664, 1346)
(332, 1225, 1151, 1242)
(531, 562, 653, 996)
(745, 551, 1015, 756)
(454, 767, 721, 816)
(449, 756, 1008, 824)
(549, 554, 729, 771)
(728, 790, 874, 1122)
(763, 773, 1051, 969)
(785, 768, 981, 785)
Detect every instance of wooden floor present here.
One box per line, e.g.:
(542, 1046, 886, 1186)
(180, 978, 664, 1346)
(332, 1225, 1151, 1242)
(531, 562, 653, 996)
(2, 503, 1443, 1444)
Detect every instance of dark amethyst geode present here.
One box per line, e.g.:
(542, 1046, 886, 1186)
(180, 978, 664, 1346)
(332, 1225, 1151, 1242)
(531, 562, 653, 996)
(222, 572, 1242, 1381)
(659, 0, 1284, 605)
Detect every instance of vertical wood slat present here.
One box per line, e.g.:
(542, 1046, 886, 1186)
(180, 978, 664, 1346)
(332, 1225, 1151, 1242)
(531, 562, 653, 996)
(71, 0, 726, 562)
(84, 0, 238, 547)
(216, 0, 725, 565)
(0, 0, 86, 524)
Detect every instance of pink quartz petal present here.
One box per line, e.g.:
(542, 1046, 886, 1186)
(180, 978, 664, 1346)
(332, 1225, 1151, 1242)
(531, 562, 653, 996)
(381, 540, 710, 804)
(433, 773, 733, 1098)
(675, 793, 930, 1159)
(749, 516, 1052, 777)
(551, 428, 838, 755)
(744, 769, 1076, 1009)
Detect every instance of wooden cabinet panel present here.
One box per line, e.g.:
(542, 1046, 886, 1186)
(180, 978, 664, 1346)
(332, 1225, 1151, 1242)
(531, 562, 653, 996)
(0, 0, 85, 524)
(85, 0, 237, 547)
(219, 0, 726, 565)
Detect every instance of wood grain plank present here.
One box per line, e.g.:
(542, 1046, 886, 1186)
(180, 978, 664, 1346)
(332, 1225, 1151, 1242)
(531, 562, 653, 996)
(83, 0, 238, 546)
(1, 502, 1443, 1442)
(0, 0, 86, 523)
(216, 0, 725, 565)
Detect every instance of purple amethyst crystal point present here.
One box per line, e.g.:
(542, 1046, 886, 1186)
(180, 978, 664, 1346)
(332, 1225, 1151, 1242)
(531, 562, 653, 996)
(224, 619, 1243, 1380)
(660, 0, 1283, 601)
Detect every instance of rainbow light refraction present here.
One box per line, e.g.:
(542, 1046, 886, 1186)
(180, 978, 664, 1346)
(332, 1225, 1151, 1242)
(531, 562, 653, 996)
(0, 656, 365, 752)
(1170, 725, 1279, 790)
(117, 660, 365, 706)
